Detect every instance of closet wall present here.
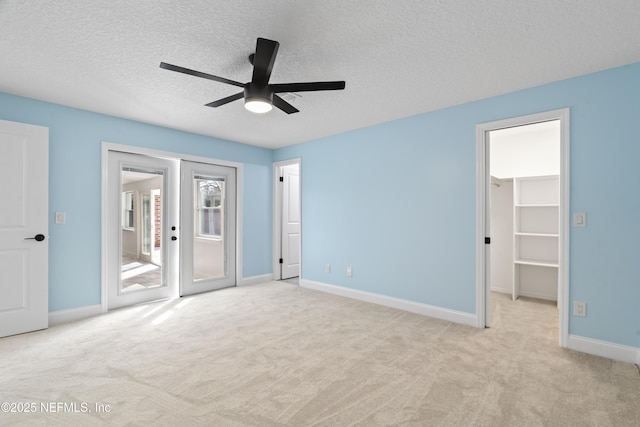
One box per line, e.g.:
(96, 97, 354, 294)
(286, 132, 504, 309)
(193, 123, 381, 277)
(489, 121, 560, 301)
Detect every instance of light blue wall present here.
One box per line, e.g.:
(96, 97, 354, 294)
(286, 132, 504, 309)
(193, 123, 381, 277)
(3, 61, 639, 349)
(275, 62, 640, 348)
(0, 93, 273, 311)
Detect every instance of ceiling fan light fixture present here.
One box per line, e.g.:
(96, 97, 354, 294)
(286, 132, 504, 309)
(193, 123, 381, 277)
(245, 99, 272, 114)
(244, 84, 273, 114)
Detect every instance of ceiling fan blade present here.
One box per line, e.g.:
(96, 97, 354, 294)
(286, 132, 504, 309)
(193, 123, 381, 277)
(160, 62, 245, 88)
(271, 81, 346, 93)
(205, 92, 244, 108)
(251, 38, 279, 86)
(273, 95, 299, 114)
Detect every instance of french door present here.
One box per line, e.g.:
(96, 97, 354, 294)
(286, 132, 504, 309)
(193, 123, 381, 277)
(180, 161, 236, 295)
(105, 150, 236, 309)
(106, 151, 179, 309)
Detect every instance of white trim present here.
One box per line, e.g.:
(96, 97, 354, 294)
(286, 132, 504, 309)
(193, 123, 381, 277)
(237, 273, 275, 287)
(272, 158, 302, 280)
(559, 112, 571, 347)
(300, 279, 477, 327)
(101, 142, 244, 311)
(100, 144, 110, 313)
(475, 125, 488, 328)
(235, 163, 245, 286)
(475, 109, 570, 347)
(103, 142, 243, 169)
(49, 305, 102, 326)
(567, 334, 639, 364)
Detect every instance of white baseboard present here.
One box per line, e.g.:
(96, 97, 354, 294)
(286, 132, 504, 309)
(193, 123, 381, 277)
(567, 334, 639, 364)
(237, 273, 274, 287)
(491, 287, 556, 302)
(49, 304, 103, 326)
(300, 279, 477, 327)
(518, 290, 556, 301)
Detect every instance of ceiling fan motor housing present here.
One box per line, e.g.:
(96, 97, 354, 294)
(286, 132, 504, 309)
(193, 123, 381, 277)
(244, 83, 273, 104)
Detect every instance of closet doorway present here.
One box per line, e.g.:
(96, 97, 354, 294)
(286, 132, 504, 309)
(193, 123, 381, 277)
(490, 122, 560, 303)
(476, 109, 570, 346)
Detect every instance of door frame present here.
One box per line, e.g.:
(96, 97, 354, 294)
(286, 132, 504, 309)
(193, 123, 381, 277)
(272, 158, 302, 280)
(475, 108, 570, 347)
(101, 142, 244, 312)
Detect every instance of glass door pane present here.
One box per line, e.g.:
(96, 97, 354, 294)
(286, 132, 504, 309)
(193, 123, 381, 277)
(193, 176, 225, 281)
(120, 167, 163, 293)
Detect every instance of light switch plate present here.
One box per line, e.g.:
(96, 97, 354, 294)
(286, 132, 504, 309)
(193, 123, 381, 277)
(55, 211, 66, 224)
(573, 212, 586, 227)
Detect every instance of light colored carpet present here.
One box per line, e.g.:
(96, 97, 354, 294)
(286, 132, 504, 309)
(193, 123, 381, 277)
(1, 282, 638, 426)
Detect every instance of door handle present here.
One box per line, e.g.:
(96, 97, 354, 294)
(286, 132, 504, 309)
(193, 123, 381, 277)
(171, 236, 177, 241)
(25, 234, 46, 241)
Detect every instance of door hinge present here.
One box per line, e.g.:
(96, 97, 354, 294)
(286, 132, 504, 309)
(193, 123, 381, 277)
(279, 258, 283, 264)
(279, 176, 284, 182)
(485, 237, 491, 244)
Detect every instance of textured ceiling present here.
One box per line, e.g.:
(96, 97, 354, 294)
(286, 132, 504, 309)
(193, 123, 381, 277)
(1, 1, 640, 149)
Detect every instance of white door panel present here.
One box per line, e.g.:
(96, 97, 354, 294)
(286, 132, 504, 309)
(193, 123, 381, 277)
(281, 164, 300, 279)
(0, 119, 49, 338)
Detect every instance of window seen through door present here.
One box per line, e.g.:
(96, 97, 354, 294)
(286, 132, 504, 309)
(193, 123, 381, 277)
(196, 178, 223, 238)
(122, 191, 135, 229)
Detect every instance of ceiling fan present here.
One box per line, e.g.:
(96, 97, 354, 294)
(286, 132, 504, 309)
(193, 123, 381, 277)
(160, 37, 346, 114)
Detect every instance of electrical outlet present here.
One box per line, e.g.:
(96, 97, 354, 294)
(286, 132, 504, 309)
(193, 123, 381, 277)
(573, 301, 586, 317)
(346, 266, 353, 277)
(325, 264, 331, 273)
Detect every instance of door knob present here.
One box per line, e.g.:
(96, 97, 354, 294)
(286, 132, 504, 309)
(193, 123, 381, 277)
(25, 234, 46, 241)
(171, 236, 177, 241)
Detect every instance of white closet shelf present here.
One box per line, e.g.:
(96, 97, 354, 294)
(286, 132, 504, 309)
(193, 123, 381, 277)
(515, 232, 559, 237)
(511, 175, 560, 302)
(514, 259, 558, 268)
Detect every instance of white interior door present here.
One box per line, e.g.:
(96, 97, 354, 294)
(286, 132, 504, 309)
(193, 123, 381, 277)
(181, 160, 236, 295)
(281, 164, 300, 279)
(106, 151, 179, 309)
(484, 132, 492, 327)
(0, 119, 49, 337)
